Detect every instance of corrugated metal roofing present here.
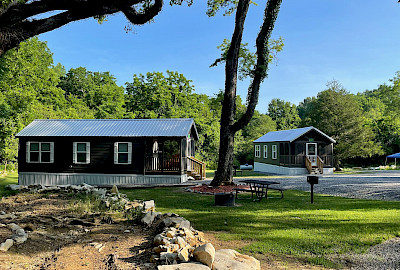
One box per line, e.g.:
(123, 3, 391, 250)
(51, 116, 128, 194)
(253, 126, 336, 143)
(16, 119, 198, 139)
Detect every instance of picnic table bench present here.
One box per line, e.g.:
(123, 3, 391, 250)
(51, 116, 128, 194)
(234, 179, 284, 201)
(233, 165, 243, 176)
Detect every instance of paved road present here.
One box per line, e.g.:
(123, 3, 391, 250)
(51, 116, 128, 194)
(234, 170, 400, 201)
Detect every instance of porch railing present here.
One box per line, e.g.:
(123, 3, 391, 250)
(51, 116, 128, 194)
(145, 157, 180, 172)
(187, 156, 206, 179)
(317, 156, 324, 174)
(305, 156, 313, 174)
(279, 155, 305, 167)
(279, 155, 333, 167)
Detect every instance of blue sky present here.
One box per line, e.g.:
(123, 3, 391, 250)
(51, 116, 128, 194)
(39, 0, 400, 113)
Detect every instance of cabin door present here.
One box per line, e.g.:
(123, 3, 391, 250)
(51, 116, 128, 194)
(306, 143, 318, 166)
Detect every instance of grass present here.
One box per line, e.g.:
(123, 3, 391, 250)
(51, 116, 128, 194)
(0, 172, 19, 197)
(122, 187, 400, 268)
(2, 172, 400, 268)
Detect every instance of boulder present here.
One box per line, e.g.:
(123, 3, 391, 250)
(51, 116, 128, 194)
(111, 185, 119, 194)
(144, 200, 155, 212)
(162, 217, 191, 230)
(5, 184, 22, 191)
(166, 228, 177, 238)
(12, 234, 27, 244)
(212, 249, 260, 270)
(157, 262, 211, 270)
(0, 239, 14, 252)
(174, 236, 187, 249)
(93, 188, 107, 198)
(142, 211, 162, 226)
(0, 213, 17, 220)
(160, 252, 178, 263)
(125, 201, 143, 211)
(177, 245, 191, 262)
(193, 243, 215, 268)
(153, 234, 165, 246)
(7, 223, 20, 231)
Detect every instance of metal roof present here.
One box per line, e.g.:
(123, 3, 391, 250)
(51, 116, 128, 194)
(16, 119, 198, 139)
(253, 126, 336, 143)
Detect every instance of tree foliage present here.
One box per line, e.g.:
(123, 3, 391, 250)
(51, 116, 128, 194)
(267, 98, 300, 130)
(210, 37, 284, 80)
(59, 67, 126, 119)
(125, 71, 222, 167)
(357, 73, 400, 154)
(300, 80, 383, 167)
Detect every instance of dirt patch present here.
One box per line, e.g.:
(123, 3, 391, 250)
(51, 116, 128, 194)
(0, 193, 157, 270)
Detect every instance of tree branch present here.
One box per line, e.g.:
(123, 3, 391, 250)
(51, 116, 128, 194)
(0, 0, 164, 56)
(231, 0, 282, 133)
(121, 0, 163, 25)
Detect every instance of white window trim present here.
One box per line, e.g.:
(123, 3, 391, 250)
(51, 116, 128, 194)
(272, 144, 277, 160)
(114, 142, 132, 164)
(26, 141, 54, 163)
(73, 142, 90, 164)
(255, 145, 260, 158)
(263, 145, 268, 159)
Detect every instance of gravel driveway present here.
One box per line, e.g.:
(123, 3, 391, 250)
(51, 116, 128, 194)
(250, 170, 400, 201)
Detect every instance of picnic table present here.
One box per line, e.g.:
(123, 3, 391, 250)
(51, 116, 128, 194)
(236, 179, 283, 201)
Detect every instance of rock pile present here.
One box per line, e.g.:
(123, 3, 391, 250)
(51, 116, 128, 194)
(146, 213, 260, 270)
(0, 221, 28, 252)
(148, 214, 208, 265)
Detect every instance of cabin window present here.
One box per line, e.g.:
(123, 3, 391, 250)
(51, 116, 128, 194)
(263, 145, 268, 158)
(114, 142, 132, 164)
(255, 145, 260, 158)
(73, 142, 90, 164)
(272, 145, 277, 159)
(26, 142, 54, 163)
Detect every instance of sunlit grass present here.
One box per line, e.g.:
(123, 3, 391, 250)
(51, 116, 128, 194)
(0, 172, 18, 197)
(123, 187, 400, 268)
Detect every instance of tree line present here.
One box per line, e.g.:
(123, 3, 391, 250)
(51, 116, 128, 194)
(1, 38, 399, 171)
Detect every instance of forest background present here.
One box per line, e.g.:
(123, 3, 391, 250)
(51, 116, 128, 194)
(1, 38, 400, 171)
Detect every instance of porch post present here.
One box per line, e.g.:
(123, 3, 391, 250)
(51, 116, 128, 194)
(160, 139, 164, 173)
(143, 139, 147, 175)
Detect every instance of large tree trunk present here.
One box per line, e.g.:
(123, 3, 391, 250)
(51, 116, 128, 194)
(210, 0, 283, 187)
(210, 0, 250, 186)
(213, 124, 235, 185)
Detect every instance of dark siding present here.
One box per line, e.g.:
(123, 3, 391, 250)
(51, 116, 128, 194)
(253, 142, 280, 165)
(254, 129, 334, 168)
(18, 137, 145, 174)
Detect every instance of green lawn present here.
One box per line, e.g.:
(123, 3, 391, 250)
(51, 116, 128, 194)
(2, 173, 400, 268)
(122, 187, 400, 268)
(0, 172, 18, 197)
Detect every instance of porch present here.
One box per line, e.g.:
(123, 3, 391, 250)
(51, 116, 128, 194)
(144, 156, 206, 179)
(279, 155, 333, 168)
